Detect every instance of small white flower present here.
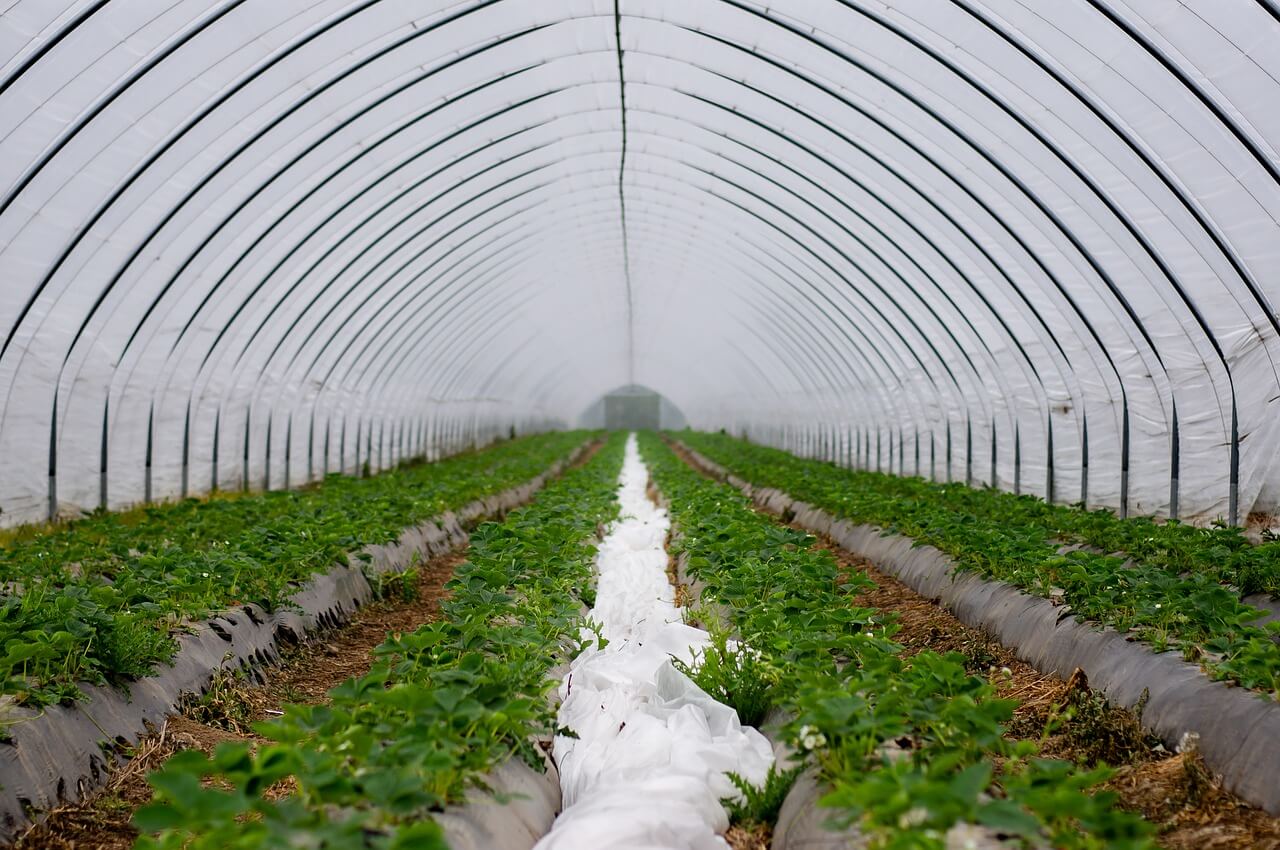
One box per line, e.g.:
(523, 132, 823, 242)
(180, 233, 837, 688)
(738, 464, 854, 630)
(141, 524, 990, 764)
(798, 725, 827, 750)
(1000, 666, 1013, 678)
(201, 572, 209, 578)
(898, 807, 928, 828)
(1154, 603, 1162, 609)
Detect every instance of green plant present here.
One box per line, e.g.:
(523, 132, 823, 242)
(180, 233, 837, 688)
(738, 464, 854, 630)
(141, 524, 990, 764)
(678, 431, 1280, 699)
(639, 433, 1152, 849)
(0, 431, 593, 705)
(373, 564, 420, 603)
(672, 629, 780, 727)
(131, 434, 627, 849)
(722, 764, 802, 829)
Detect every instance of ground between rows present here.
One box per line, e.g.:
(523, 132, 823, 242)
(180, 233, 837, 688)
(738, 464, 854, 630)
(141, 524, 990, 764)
(13, 547, 467, 850)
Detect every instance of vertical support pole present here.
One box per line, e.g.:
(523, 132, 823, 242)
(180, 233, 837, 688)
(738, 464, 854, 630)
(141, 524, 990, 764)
(242, 410, 251, 493)
(1169, 401, 1179, 520)
(354, 419, 362, 478)
(898, 426, 905, 476)
(930, 429, 936, 481)
(1120, 400, 1130, 519)
(1080, 413, 1089, 507)
(965, 417, 973, 486)
(946, 421, 953, 484)
(264, 413, 272, 492)
(47, 396, 58, 521)
(307, 411, 316, 484)
(211, 409, 221, 493)
(1014, 422, 1021, 496)
(145, 405, 155, 504)
(324, 419, 332, 479)
(373, 419, 384, 473)
(1045, 415, 1054, 505)
(100, 400, 110, 510)
(284, 414, 292, 491)
(1229, 404, 1239, 526)
(989, 417, 997, 489)
(181, 403, 191, 499)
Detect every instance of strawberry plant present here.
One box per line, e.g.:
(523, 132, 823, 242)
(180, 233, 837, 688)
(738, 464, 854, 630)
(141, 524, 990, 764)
(0, 431, 593, 705)
(639, 433, 1152, 849)
(679, 431, 1280, 700)
(131, 434, 627, 849)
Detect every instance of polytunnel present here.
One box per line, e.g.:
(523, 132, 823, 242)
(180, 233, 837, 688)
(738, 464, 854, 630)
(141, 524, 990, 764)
(2, 2, 1280, 849)
(2, 0, 1279, 528)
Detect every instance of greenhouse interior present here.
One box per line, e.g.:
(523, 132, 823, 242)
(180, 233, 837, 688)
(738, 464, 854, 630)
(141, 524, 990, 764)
(2, 2, 1279, 849)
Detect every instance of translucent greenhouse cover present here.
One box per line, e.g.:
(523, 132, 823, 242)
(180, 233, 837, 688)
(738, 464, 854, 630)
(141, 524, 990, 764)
(0, 0, 1278, 528)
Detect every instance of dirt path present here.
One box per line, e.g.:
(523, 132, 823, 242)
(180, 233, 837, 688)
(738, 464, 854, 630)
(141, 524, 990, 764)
(13, 548, 466, 850)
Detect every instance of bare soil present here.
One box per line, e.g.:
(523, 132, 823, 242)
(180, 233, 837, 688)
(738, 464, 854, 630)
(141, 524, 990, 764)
(13, 548, 466, 850)
(725, 823, 771, 850)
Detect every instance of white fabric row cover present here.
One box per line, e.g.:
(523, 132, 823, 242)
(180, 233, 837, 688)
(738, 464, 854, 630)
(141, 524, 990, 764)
(541, 434, 772, 849)
(0, 0, 1278, 526)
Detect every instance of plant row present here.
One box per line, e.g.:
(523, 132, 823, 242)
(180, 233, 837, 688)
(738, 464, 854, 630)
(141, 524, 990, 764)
(638, 432, 1151, 850)
(677, 431, 1280, 700)
(0, 431, 593, 707)
(129, 433, 626, 850)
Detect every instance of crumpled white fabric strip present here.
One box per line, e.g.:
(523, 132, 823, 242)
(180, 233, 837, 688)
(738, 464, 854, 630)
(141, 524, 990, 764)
(535, 434, 774, 850)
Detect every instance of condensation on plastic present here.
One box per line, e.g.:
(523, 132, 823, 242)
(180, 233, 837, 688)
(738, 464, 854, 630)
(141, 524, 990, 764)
(0, 1, 1278, 527)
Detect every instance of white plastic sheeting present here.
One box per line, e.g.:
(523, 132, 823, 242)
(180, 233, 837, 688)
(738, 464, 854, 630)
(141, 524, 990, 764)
(0, 1, 1278, 526)
(539, 435, 773, 849)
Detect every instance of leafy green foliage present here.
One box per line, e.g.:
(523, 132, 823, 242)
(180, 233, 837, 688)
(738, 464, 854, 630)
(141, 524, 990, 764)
(132, 434, 628, 850)
(679, 431, 1280, 699)
(722, 764, 802, 829)
(639, 433, 1152, 850)
(671, 628, 780, 727)
(0, 432, 591, 705)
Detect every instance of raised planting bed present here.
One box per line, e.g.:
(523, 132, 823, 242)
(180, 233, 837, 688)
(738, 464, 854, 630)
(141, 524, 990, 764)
(126, 433, 628, 850)
(672, 435, 1280, 821)
(0, 431, 592, 708)
(640, 434, 1150, 850)
(675, 433, 1280, 701)
(0, 434, 597, 843)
